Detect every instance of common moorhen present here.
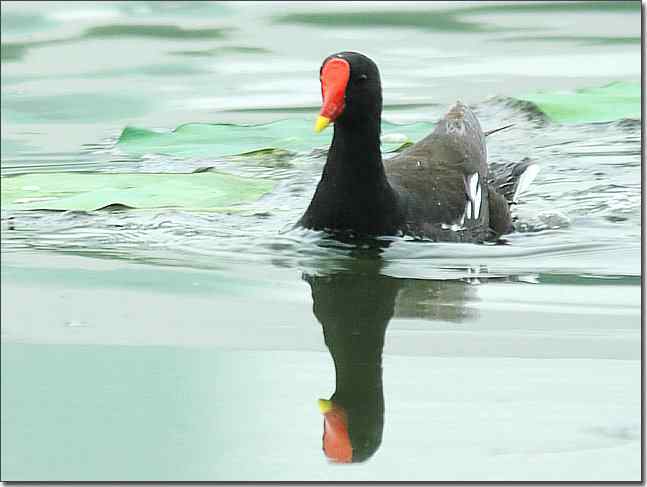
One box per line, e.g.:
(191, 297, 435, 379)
(298, 52, 538, 242)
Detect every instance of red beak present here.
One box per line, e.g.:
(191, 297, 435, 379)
(315, 57, 350, 133)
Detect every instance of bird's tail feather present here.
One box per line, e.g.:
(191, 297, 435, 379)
(488, 157, 539, 204)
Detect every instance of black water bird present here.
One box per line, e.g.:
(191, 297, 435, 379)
(298, 51, 538, 241)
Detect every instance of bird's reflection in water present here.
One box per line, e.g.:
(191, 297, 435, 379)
(303, 254, 478, 463)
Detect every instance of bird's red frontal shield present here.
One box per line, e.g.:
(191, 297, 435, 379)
(315, 57, 350, 132)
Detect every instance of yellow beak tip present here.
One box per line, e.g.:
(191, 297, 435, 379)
(318, 398, 333, 414)
(314, 116, 331, 133)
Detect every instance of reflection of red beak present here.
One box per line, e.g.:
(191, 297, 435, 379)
(318, 398, 352, 463)
(314, 57, 350, 133)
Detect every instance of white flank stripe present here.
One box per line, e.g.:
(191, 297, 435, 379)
(474, 184, 482, 220)
(468, 173, 479, 203)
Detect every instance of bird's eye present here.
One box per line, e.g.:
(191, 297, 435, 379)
(357, 74, 368, 82)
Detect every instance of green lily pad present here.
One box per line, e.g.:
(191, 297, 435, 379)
(1, 171, 275, 212)
(113, 81, 639, 163)
(517, 81, 640, 124)
(115, 119, 435, 159)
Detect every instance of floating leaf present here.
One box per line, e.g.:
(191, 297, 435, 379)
(115, 119, 435, 159)
(516, 82, 640, 124)
(1, 171, 275, 212)
(113, 82, 639, 163)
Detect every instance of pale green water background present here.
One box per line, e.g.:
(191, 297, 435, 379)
(0, 1, 641, 481)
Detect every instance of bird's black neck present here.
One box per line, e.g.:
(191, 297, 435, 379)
(302, 116, 402, 235)
(324, 118, 384, 183)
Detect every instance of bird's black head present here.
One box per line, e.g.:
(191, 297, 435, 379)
(315, 51, 382, 133)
